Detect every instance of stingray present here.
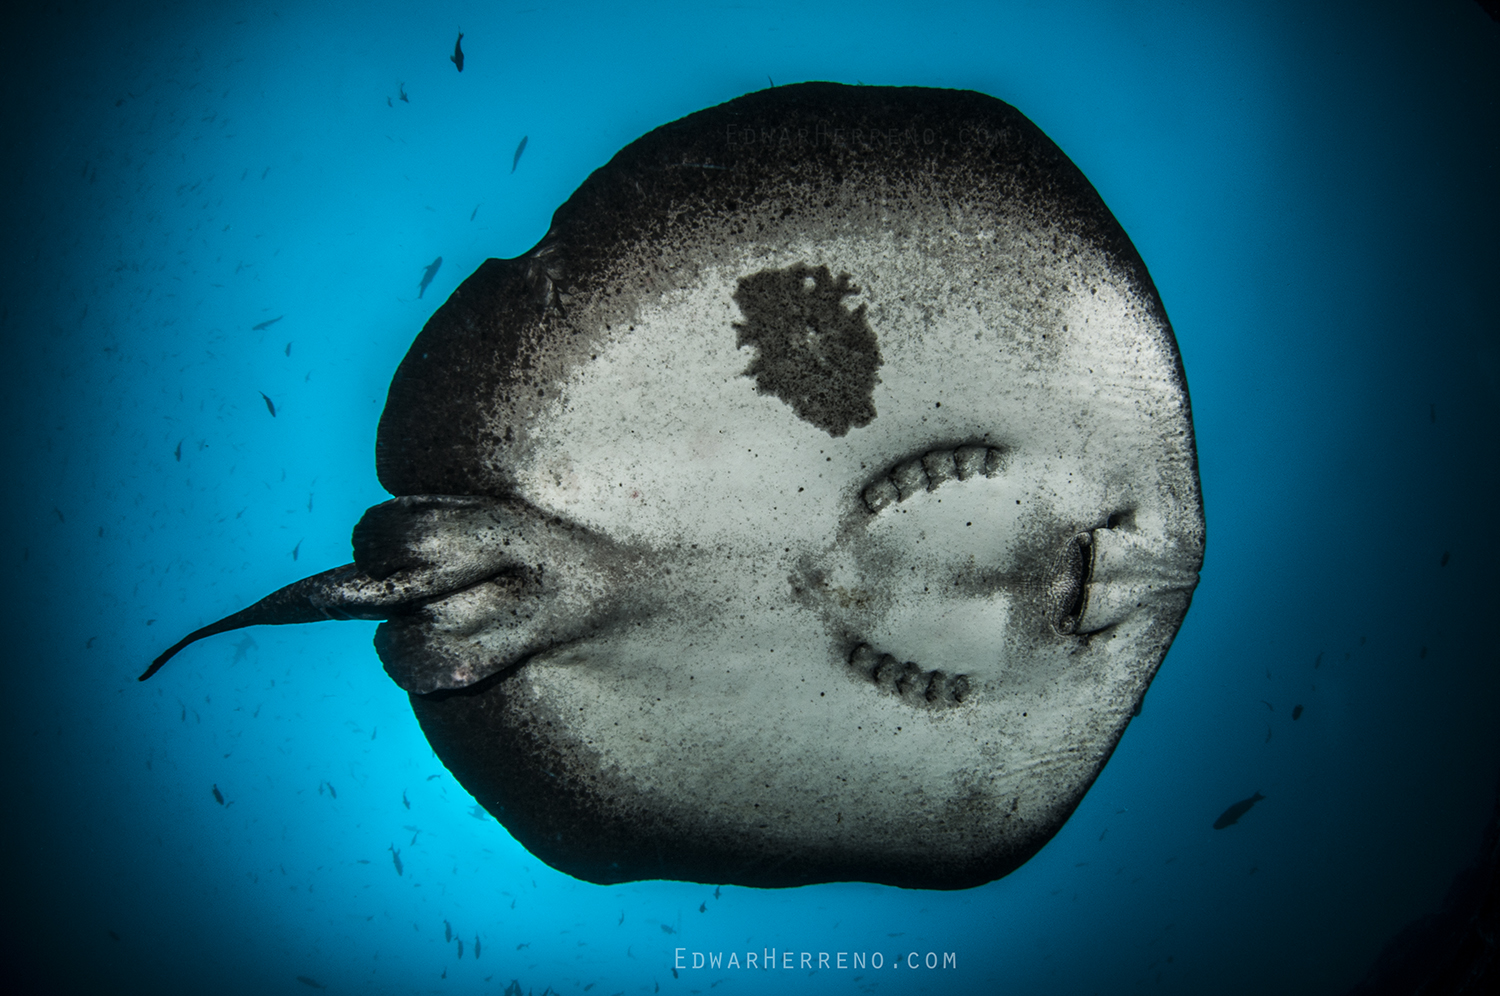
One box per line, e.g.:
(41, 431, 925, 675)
(144, 83, 1204, 890)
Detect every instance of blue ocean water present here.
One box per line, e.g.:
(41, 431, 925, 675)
(2, 1, 1497, 994)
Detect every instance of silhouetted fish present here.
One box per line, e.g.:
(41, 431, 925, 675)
(418, 257, 442, 298)
(475, 935, 481, 959)
(512, 136, 528, 174)
(212, 784, 224, 805)
(399, 82, 409, 103)
(295, 977, 327, 990)
(445, 920, 452, 942)
(457, 937, 464, 958)
(661, 924, 676, 935)
(1292, 704, 1304, 720)
(450, 32, 464, 72)
(1213, 791, 1265, 829)
(174, 439, 182, 461)
(470, 204, 480, 221)
(390, 844, 403, 876)
(252, 316, 283, 331)
(258, 392, 276, 417)
(402, 789, 410, 809)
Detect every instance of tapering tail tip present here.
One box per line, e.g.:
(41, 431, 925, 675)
(138, 564, 374, 682)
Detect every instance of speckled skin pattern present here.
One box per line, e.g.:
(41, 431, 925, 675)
(161, 83, 1205, 889)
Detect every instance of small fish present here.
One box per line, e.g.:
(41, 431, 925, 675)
(252, 315, 283, 331)
(470, 204, 480, 221)
(468, 804, 489, 821)
(426, 774, 441, 781)
(768, 74, 775, 87)
(511, 136, 528, 174)
(474, 935, 481, 959)
(259, 391, 276, 417)
(671, 967, 679, 980)
(387, 96, 392, 107)
(325, 781, 336, 799)
(450, 32, 464, 72)
(356, 859, 370, 864)
(618, 911, 624, 925)
(1441, 550, 1450, 567)
(698, 902, 706, 913)
(86, 636, 96, 648)
(1213, 791, 1266, 830)
(1259, 700, 1274, 711)
(1291, 704, 1304, 720)
(660, 924, 676, 935)
(399, 82, 409, 103)
(516, 942, 529, 950)
(1099, 827, 1107, 841)
(292, 539, 302, 561)
(285, 342, 292, 357)
(457, 938, 464, 959)
(402, 790, 410, 810)
(53, 506, 65, 523)
(295, 977, 327, 989)
(441, 968, 447, 980)
(418, 256, 443, 298)
(1314, 650, 1323, 668)
(174, 439, 182, 461)
(390, 844, 403, 876)
(371, 726, 377, 740)
(212, 784, 224, 805)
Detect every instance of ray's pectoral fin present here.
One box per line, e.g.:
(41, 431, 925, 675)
(144, 496, 644, 691)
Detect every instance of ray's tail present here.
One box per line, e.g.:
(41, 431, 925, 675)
(140, 565, 391, 680)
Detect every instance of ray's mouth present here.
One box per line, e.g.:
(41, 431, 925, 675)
(1047, 531, 1093, 635)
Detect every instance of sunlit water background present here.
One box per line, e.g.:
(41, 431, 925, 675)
(2, 2, 1497, 994)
